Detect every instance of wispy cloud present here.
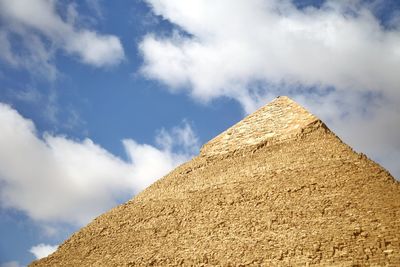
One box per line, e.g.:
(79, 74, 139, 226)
(85, 0, 104, 19)
(0, 261, 23, 267)
(4, 87, 62, 126)
(155, 120, 200, 155)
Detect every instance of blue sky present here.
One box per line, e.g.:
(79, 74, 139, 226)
(0, 0, 399, 265)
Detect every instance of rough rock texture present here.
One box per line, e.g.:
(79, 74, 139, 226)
(31, 96, 400, 266)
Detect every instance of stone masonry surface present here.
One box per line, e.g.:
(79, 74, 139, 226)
(31, 96, 400, 266)
(201, 96, 319, 157)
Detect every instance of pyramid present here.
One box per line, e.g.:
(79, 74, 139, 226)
(31, 96, 400, 266)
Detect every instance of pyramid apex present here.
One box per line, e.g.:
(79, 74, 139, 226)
(273, 95, 300, 104)
(201, 96, 326, 157)
(276, 95, 291, 100)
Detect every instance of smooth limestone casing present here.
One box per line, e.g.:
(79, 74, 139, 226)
(31, 96, 400, 266)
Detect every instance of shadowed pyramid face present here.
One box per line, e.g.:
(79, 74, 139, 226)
(31, 96, 400, 267)
(201, 96, 322, 157)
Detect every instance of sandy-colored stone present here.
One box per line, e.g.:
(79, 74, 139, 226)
(31, 96, 400, 266)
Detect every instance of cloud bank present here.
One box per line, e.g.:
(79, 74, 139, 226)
(0, 103, 198, 226)
(140, 0, 400, 178)
(140, 0, 400, 109)
(0, 0, 124, 78)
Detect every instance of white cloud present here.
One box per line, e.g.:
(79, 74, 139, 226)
(64, 30, 124, 67)
(140, 0, 400, 179)
(29, 243, 58, 260)
(0, 103, 198, 226)
(0, 0, 124, 76)
(141, 0, 400, 106)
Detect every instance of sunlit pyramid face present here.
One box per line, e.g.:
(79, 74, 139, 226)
(32, 97, 400, 267)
